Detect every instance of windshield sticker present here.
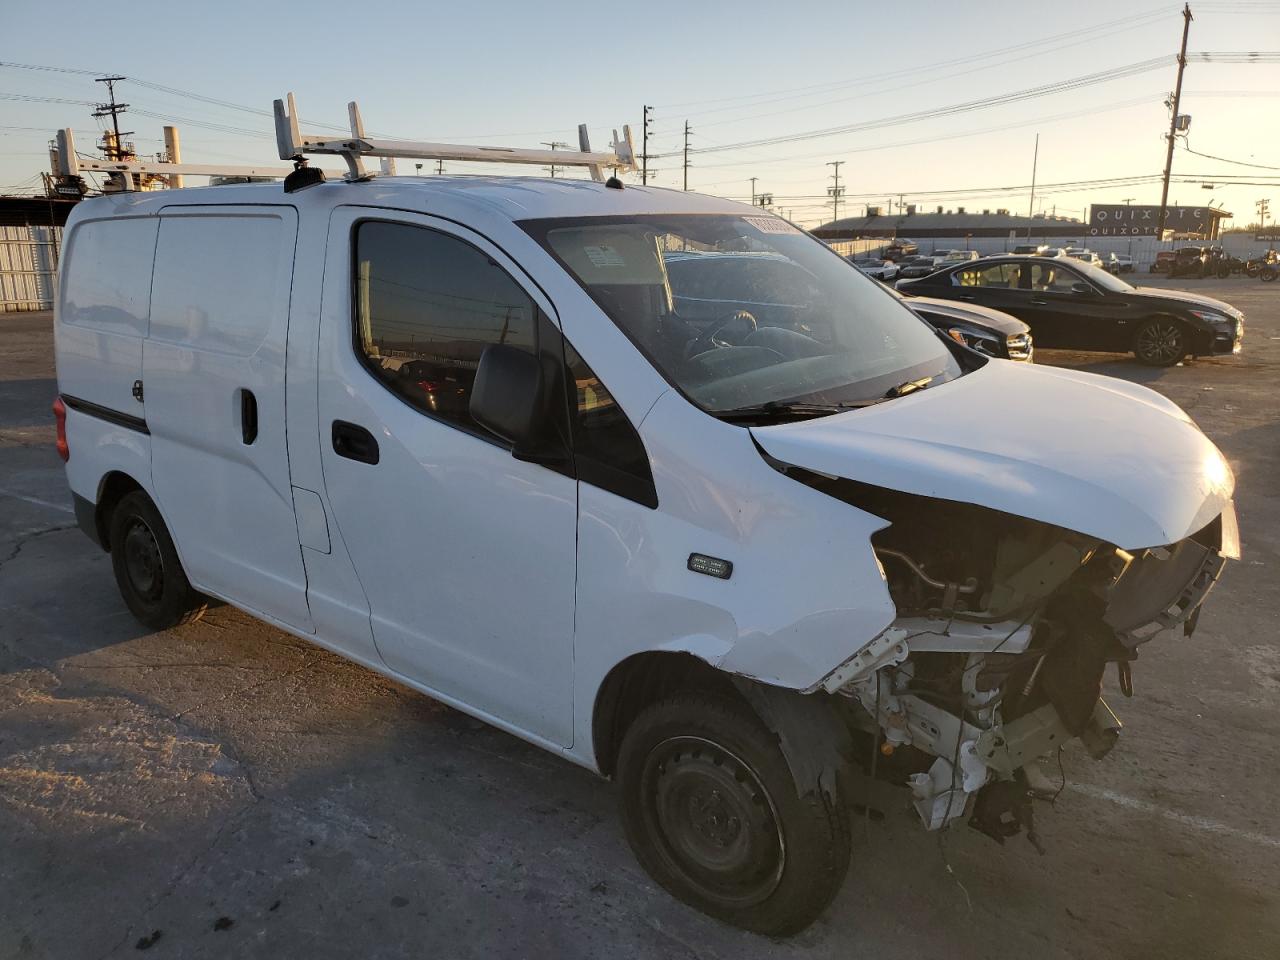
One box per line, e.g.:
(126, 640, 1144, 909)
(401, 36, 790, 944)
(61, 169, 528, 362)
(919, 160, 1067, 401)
(584, 244, 626, 268)
(743, 216, 802, 236)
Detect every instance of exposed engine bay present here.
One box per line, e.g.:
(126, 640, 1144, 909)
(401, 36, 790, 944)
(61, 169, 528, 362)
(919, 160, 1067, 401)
(797, 474, 1238, 843)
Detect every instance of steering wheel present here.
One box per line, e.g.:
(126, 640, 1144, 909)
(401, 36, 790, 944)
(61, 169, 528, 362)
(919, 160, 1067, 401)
(684, 310, 759, 360)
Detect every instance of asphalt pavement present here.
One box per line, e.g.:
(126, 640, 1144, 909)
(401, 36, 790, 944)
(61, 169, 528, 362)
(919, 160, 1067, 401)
(1, 276, 1278, 959)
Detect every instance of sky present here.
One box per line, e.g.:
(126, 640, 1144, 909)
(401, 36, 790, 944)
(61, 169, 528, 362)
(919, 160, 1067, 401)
(2, 0, 1278, 229)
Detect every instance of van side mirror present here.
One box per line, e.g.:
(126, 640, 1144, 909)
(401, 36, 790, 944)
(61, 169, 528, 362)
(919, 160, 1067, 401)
(1070, 281, 1093, 295)
(470, 344, 544, 452)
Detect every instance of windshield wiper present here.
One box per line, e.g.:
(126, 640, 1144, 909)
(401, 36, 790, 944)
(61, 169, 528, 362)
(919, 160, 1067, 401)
(714, 400, 868, 423)
(883, 376, 934, 399)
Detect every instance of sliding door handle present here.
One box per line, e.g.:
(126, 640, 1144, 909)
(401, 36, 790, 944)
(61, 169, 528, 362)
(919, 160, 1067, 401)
(240, 389, 258, 444)
(332, 420, 380, 465)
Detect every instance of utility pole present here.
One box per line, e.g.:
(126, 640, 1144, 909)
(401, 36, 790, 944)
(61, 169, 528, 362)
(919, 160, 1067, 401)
(1026, 133, 1039, 240)
(436, 160, 445, 175)
(1157, 3, 1193, 238)
(93, 76, 130, 160)
(682, 121, 692, 191)
(826, 161, 845, 225)
(750, 177, 758, 206)
(1258, 198, 1271, 238)
(642, 106, 652, 185)
(541, 141, 568, 178)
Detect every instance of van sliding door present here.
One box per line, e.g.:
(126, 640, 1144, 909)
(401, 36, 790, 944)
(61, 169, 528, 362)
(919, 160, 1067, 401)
(143, 206, 312, 631)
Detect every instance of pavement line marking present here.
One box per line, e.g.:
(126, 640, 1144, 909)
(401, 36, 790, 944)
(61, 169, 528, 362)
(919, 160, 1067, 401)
(0, 488, 73, 515)
(1067, 783, 1280, 849)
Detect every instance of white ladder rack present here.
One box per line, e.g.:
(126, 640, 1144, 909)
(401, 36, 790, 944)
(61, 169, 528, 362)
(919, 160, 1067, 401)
(56, 128, 294, 185)
(273, 92, 636, 183)
(53, 93, 636, 191)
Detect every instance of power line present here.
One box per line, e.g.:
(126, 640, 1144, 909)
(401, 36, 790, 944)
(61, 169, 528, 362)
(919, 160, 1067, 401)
(652, 57, 1173, 159)
(652, 6, 1171, 113)
(1183, 140, 1280, 170)
(652, 9, 1175, 133)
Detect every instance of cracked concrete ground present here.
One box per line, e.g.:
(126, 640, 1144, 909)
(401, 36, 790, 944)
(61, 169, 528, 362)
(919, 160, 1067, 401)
(2, 280, 1279, 959)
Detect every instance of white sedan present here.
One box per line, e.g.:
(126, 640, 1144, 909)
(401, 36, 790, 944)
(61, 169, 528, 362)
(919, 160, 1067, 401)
(850, 257, 900, 281)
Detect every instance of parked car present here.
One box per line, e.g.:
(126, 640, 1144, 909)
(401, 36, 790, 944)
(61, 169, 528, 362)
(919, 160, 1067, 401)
(850, 257, 899, 282)
(884, 238, 918, 259)
(54, 177, 1238, 935)
(902, 295, 1033, 361)
(1010, 243, 1043, 255)
(895, 254, 941, 279)
(897, 254, 1244, 365)
(932, 249, 980, 265)
(1036, 246, 1070, 259)
(1065, 248, 1104, 268)
(1169, 246, 1210, 279)
(1107, 253, 1135, 274)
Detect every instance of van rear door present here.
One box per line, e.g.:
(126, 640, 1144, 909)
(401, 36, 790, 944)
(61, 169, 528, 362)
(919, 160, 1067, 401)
(57, 215, 158, 418)
(143, 206, 312, 631)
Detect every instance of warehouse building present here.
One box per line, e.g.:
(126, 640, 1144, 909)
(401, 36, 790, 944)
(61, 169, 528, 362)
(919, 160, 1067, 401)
(0, 196, 78, 313)
(812, 206, 1087, 241)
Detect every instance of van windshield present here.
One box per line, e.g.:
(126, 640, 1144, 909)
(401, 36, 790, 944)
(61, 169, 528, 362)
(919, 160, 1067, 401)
(521, 214, 963, 418)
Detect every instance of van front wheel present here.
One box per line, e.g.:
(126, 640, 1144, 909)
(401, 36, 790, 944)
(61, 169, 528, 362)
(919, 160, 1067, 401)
(616, 692, 850, 936)
(108, 491, 206, 630)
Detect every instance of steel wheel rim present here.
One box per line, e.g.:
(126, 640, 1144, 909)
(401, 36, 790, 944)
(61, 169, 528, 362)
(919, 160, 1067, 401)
(1138, 322, 1183, 362)
(640, 736, 785, 908)
(122, 518, 164, 602)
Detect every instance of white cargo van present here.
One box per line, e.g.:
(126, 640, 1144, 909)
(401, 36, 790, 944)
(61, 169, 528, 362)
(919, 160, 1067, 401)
(52, 118, 1237, 935)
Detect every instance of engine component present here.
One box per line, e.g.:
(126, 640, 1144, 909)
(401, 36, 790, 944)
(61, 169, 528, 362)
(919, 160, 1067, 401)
(968, 775, 1045, 854)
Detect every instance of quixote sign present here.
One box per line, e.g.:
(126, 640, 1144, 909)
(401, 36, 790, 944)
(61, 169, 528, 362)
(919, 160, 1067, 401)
(1088, 205, 1215, 237)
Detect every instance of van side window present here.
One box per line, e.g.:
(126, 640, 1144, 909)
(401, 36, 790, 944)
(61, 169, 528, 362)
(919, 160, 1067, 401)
(562, 341, 658, 509)
(61, 218, 159, 336)
(354, 221, 536, 436)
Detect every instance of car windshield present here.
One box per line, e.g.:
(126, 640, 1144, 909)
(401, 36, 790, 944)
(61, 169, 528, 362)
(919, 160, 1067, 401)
(521, 214, 962, 416)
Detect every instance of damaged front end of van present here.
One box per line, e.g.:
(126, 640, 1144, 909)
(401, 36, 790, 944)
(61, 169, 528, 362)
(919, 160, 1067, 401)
(813, 479, 1234, 839)
(749, 364, 1239, 842)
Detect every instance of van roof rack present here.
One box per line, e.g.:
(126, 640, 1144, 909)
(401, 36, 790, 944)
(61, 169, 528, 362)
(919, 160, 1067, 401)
(55, 128, 295, 187)
(273, 92, 637, 184)
(53, 93, 636, 192)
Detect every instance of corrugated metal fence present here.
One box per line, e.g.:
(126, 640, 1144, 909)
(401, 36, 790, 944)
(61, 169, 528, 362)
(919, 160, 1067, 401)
(0, 224, 61, 313)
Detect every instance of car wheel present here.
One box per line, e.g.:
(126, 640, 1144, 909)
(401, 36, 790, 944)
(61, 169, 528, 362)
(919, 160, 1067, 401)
(108, 490, 207, 630)
(616, 692, 850, 936)
(1133, 317, 1187, 366)
(1217, 264, 1232, 279)
(1261, 266, 1278, 282)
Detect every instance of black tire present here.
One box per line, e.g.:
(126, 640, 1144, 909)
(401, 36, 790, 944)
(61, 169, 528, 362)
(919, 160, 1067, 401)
(1133, 317, 1187, 366)
(108, 490, 206, 630)
(1262, 266, 1278, 282)
(616, 692, 850, 936)
(1217, 264, 1232, 279)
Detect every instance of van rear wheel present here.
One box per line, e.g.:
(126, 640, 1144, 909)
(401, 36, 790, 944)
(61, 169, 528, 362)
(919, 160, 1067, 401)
(108, 491, 206, 630)
(616, 692, 850, 936)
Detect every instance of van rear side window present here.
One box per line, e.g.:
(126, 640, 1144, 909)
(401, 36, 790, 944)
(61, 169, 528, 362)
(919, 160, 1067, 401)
(353, 220, 537, 435)
(149, 215, 287, 356)
(61, 218, 159, 336)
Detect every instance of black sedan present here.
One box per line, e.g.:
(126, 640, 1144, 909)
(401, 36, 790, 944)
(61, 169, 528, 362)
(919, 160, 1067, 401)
(896, 255, 1244, 365)
(895, 255, 941, 279)
(904, 296, 1033, 361)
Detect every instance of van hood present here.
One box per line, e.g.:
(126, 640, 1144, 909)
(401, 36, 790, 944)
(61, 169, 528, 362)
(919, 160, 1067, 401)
(1129, 286, 1243, 317)
(751, 361, 1234, 550)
